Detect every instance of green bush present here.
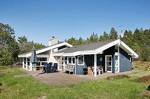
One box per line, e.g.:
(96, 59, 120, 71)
(0, 48, 13, 65)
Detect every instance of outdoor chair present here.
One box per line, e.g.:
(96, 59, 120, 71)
(92, 66, 103, 75)
(43, 63, 48, 73)
(98, 66, 103, 74)
(53, 63, 58, 72)
(68, 65, 74, 74)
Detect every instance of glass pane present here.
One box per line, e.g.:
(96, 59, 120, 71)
(72, 58, 75, 64)
(68, 57, 71, 63)
(107, 67, 111, 71)
(109, 57, 111, 61)
(78, 56, 83, 64)
(106, 56, 112, 71)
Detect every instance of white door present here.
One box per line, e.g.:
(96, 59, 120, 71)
(105, 55, 112, 72)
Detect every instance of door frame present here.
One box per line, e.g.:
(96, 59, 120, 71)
(105, 55, 112, 72)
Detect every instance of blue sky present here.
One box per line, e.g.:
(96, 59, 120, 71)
(0, 0, 150, 45)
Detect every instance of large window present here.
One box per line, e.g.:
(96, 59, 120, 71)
(77, 55, 84, 65)
(67, 57, 75, 64)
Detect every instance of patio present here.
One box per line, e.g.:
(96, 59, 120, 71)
(23, 69, 148, 86)
(24, 70, 94, 86)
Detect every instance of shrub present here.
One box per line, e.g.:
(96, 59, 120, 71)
(106, 74, 130, 80)
(0, 48, 13, 65)
(137, 75, 150, 85)
(134, 61, 150, 71)
(147, 85, 150, 91)
(0, 82, 2, 93)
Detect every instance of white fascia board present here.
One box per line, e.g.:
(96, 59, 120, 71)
(36, 55, 49, 58)
(95, 39, 138, 58)
(36, 42, 72, 54)
(120, 41, 139, 58)
(52, 53, 64, 56)
(18, 42, 72, 58)
(76, 50, 97, 55)
(18, 53, 31, 58)
(63, 53, 76, 56)
(95, 39, 120, 54)
(53, 52, 75, 57)
(61, 50, 97, 56)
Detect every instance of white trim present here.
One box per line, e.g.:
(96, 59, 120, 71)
(18, 42, 72, 58)
(63, 57, 66, 71)
(75, 57, 77, 74)
(25, 58, 28, 70)
(67, 56, 76, 65)
(55, 39, 138, 59)
(120, 41, 139, 58)
(29, 61, 32, 71)
(96, 40, 119, 54)
(105, 55, 112, 72)
(94, 54, 97, 77)
(36, 55, 49, 58)
(19, 39, 139, 60)
(118, 44, 120, 72)
(22, 58, 25, 69)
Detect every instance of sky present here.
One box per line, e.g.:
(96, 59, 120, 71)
(0, 0, 150, 45)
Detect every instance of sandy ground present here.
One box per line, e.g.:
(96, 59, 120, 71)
(24, 70, 94, 86)
(23, 69, 150, 86)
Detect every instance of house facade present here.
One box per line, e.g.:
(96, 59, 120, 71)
(18, 39, 138, 77)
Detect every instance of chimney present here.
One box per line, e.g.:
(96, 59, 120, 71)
(48, 36, 59, 46)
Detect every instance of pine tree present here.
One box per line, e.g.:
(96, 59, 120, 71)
(89, 32, 98, 42)
(110, 27, 118, 39)
(99, 31, 109, 41)
(78, 37, 84, 45)
(67, 37, 78, 45)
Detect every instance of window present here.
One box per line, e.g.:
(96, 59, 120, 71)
(77, 55, 84, 65)
(65, 57, 67, 64)
(67, 57, 75, 64)
(68, 57, 72, 64)
(72, 58, 75, 64)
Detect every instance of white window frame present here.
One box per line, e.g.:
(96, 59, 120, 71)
(67, 57, 75, 65)
(105, 55, 112, 72)
(77, 55, 84, 65)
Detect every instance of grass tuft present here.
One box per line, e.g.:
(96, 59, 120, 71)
(0, 66, 149, 99)
(106, 74, 130, 80)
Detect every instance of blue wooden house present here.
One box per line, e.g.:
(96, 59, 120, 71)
(19, 39, 138, 77)
(54, 39, 138, 77)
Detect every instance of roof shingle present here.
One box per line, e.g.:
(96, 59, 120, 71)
(59, 40, 115, 53)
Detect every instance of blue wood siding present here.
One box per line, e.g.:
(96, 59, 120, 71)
(75, 55, 87, 75)
(74, 46, 132, 75)
(119, 48, 132, 72)
(103, 46, 116, 73)
(75, 64, 87, 75)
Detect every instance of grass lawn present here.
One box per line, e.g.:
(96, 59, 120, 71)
(0, 66, 150, 99)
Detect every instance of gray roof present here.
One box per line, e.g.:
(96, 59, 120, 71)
(59, 40, 115, 53)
